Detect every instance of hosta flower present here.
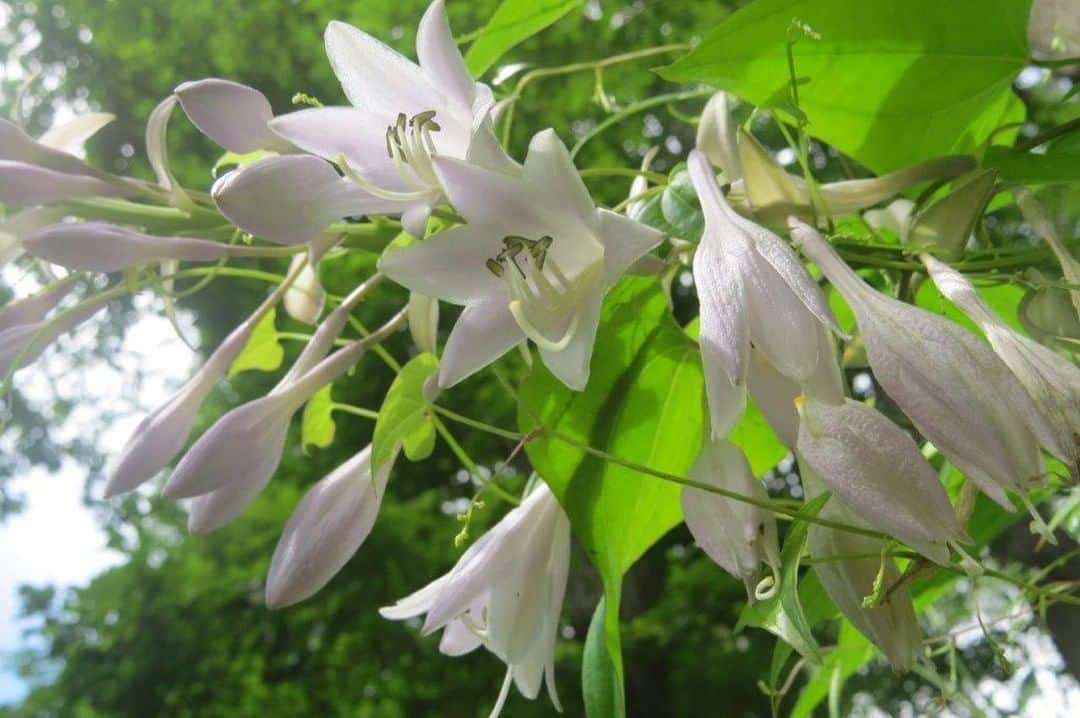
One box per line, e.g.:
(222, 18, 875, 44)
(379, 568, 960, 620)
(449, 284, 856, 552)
(266, 444, 394, 608)
(1016, 190, 1080, 317)
(0, 300, 106, 377)
(23, 222, 229, 273)
(923, 254, 1079, 469)
(681, 439, 781, 600)
(796, 396, 967, 565)
(176, 78, 293, 154)
(695, 92, 741, 182)
(282, 253, 326, 324)
(380, 129, 662, 390)
(380, 481, 570, 717)
(217, 0, 513, 242)
(802, 468, 921, 671)
(0, 161, 130, 207)
(792, 218, 1059, 512)
(0, 277, 75, 333)
(686, 149, 839, 438)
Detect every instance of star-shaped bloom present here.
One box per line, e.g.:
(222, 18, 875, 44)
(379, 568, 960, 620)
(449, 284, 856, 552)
(380, 129, 662, 390)
(216, 0, 514, 243)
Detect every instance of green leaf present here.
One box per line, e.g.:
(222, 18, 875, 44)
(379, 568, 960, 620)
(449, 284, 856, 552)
(372, 353, 438, 473)
(915, 277, 1026, 334)
(790, 622, 873, 718)
(582, 598, 621, 718)
(518, 277, 707, 711)
(227, 307, 283, 378)
(659, 0, 1031, 173)
(659, 168, 704, 243)
(983, 144, 1080, 184)
(464, 0, 583, 77)
(737, 493, 829, 663)
(300, 384, 336, 451)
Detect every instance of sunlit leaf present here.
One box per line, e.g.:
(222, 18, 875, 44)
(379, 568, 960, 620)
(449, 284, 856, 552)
(372, 353, 438, 473)
(300, 384, 336, 451)
(464, 0, 583, 77)
(227, 307, 283, 378)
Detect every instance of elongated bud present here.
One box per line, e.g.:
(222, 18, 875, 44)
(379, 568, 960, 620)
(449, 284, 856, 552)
(0, 278, 75, 333)
(696, 93, 742, 182)
(0, 161, 131, 207)
(265, 445, 393, 608)
(176, 78, 291, 154)
(792, 218, 1055, 512)
(796, 396, 967, 565)
(682, 439, 781, 601)
(908, 169, 996, 253)
(103, 317, 257, 498)
(283, 253, 325, 324)
(802, 466, 921, 671)
(923, 255, 1079, 469)
(23, 222, 228, 273)
(0, 300, 106, 377)
(407, 292, 439, 354)
(1016, 190, 1080, 318)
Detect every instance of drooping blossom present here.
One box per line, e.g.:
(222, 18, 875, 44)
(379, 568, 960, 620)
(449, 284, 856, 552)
(381, 129, 662, 390)
(802, 466, 922, 671)
(686, 149, 839, 438)
(380, 481, 570, 717)
(681, 439, 781, 601)
(792, 218, 1060, 513)
(216, 0, 514, 242)
(796, 396, 967, 565)
(266, 444, 395, 608)
(923, 254, 1079, 470)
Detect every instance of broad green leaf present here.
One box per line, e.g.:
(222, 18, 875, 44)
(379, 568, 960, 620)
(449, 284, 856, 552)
(984, 144, 1080, 184)
(659, 0, 1031, 173)
(300, 384, 336, 451)
(372, 353, 438, 473)
(659, 168, 704, 243)
(737, 493, 829, 663)
(519, 277, 707, 712)
(227, 307, 283, 378)
(582, 598, 620, 718)
(464, 0, 583, 77)
(790, 622, 873, 718)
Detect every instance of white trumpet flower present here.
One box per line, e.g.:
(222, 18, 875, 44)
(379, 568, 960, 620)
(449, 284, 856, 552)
(266, 444, 394, 608)
(923, 255, 1079, 469)
(796, 396, 967, 565)
(681, 439, 781, 601)
(792, 218, 1059, 514)
(380, 481, 570, 717)
(381, 129, 661, 390)
(686, 149, 839, 438)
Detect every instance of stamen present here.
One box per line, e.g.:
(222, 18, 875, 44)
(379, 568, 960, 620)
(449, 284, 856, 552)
(509, 301, 581, 351)
(335, 153, 435, 202)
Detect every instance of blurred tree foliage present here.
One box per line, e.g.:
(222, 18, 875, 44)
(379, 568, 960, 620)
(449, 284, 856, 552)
(0, 1, 1076, 716)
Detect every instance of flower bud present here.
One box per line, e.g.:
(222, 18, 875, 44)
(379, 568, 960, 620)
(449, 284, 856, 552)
(0, 300, 106, 377)
(407, 291, 439, 354)
(792, 218, 1055, 512)
(23, 222, 227, 273)
(681, 439, 781, 601)
(796, 396, 967, 565)
(283, 253, 325, 324)
(175, 78, 292, 154)
(907, 169, 996, 253)
(1, 207, 64, 269)
(0, 161, 130, 207)
(265, 444, 393, 608)
(0, 278, 75, 333)
(802, 467, 921, 671)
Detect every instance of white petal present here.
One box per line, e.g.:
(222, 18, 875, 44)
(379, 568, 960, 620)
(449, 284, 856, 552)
(24, 222, 227, 273)
(537, 284, 603, 391)
(175, 78, 288, 153)
(380, 574, 451, 620)
(522, 129, 597, 230)
(324, 20, 438, 117)
(0, 118, 99, 175)
(0, 279, 75, 332)
(438, 616, 484, 656)
(145, 95, 192, 208)
(283, 254, 325, 324)
(38, 113, 114, 153)
(695, 93, 742, 182)
(752, 227, 839, 333)
(378, 223, 503, 305)
(213, 155, 402, 245)
(742, 252, 821, 383)
(594, 208, 663, 283)
(408, 292, 440, 354)
(438, 298, 524, 388)
(432, 155, 552, 238)
(746, 351, 801, 449)
(417, 0, 476, 115)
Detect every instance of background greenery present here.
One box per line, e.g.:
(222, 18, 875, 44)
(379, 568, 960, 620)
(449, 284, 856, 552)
(0, 1, 1076, 716)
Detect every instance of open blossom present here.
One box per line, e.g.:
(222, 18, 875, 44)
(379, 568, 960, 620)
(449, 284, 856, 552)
(681, 439, 781, 601)
(802, 467, 921, 671)
(923, 255, 1079, 469)
(792, 218, 1059, 513)
(796, 396, 967, 565)
(380, 481, 570, 717)
(686, 149, 840, 438)
(380, 129, 662, 390)
(266, 444, 394, 609)
(215, 0, 513, 243)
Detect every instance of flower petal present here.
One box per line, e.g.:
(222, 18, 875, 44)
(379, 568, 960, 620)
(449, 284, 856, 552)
(0, 118, 99, 175)
(695, 92, 742, 182)
(38, 113, 114, 153)
(537, 284, 603, 391)
(0, 161, 130, 207)
(522, 129, 597, 231)
(24, 222, 227, 273)
(416, 0, 476, 116)
(438, 297, 524, 388)
(176, 78, 289, 153)
(213, 154, 402, 245)
(283, 253, 326, 325)
(379, 223, 504, 305)
(595, 208, 663, 283)
(379, 575, 450, 620)
(432, 155, 551, 238)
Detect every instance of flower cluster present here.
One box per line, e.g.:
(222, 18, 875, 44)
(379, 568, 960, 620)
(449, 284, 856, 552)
(2, 0, 1078, 712)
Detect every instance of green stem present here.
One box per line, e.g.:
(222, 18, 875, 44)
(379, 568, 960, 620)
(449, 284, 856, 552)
(331, 403, 380, 421)
(570, 88, 712, 159)
(431, 404, 525, 441)
(1015, 116, 1080, 152)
